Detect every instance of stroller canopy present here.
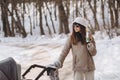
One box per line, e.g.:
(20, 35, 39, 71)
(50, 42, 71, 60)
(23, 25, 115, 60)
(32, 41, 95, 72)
(0, 57, 18, 80)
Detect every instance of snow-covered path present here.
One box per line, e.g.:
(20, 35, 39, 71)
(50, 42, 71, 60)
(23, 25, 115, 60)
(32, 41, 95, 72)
(0, 36, 120, 80)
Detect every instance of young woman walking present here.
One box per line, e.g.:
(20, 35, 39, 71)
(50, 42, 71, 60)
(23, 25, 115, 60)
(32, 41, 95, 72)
(52, 17, 97, 80)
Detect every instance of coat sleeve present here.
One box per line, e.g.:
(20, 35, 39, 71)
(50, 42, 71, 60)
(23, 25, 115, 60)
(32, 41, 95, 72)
(87, 37, 97, 56)
(57, 36, 72, 68)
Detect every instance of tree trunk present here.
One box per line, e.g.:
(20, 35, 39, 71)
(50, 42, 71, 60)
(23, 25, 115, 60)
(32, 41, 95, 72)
(113, 0, 119, 28)
(101, 0, 106, 29)
(44, 14, 52, 35)
(9, 0, 27, 38)
(15, 7, 27, 37)
(75, 0, 78, 17)
(116, 0, 120, 8)
(83, 0, 87, 19)
(57, 0, 70, 34)
(54, 2, 57, 21)
(65, 0, 70, 19)
(93, 0, 99, 30)
(11, 0, 15, 37)
(1, 0, 12, 37)
(108, 0, 114, 29)
(45, 2, 56, 33)
(33, 3, 36, 29)
(87, 0, 100, 30)
(26, 3, 33, 35)
(29, 15, 33, 35)
(22, 0, 25, 28)
(38, 1, 45, 35)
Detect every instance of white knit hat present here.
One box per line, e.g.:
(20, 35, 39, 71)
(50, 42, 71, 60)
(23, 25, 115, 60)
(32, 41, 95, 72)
(73, 17, 89, 27)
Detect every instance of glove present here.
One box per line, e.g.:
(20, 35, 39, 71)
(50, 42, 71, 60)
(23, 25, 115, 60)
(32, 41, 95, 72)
(54, 61, 62, 69)
(47, 62, 60, 80)
(87, 42, 94, 51)
(47, 61, 61, 69)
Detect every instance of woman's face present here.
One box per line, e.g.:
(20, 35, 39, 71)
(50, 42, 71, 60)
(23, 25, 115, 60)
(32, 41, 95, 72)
(73, 23, 81, 32)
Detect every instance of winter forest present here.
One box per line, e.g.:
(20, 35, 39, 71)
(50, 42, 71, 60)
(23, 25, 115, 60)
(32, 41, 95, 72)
(0, 0, 120, 38)
(0, 0, 120, 80)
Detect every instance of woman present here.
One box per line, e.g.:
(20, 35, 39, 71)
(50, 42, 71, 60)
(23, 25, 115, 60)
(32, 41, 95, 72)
(53, 17, 97, 80)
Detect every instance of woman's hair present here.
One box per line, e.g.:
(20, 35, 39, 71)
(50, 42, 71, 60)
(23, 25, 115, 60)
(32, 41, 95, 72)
(71, 23, 86, 45)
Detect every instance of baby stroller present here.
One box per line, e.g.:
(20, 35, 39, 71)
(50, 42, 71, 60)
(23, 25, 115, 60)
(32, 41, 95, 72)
(0, 57, 59, 80)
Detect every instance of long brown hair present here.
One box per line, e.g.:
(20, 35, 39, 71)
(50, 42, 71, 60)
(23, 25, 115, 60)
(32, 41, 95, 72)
(71, 23, 86, 45)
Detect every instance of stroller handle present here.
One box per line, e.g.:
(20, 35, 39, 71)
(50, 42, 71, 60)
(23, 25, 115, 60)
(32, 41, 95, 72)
(22, 64, 56, 80)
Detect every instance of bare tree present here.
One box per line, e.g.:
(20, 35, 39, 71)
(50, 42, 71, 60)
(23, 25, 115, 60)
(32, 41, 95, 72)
(11, 0, 15, 36)
(108, 0, 114, 29)
(44, 13, 52, 35)
(0, 0, 119, 38)
(57, 0, 70, 34)
(26, 3, 33, 35)
(75, 0, 78, 17)
(87, 0, 100, 31)
(65, 0, 70, 19)
(1, 0, 12, 37)
(101, 0, 106, 29)
(45, 2, 56, 33)
(113, 0, 119, 28)
(54, 1, 57, 21)
(14, 0, 27, 37)
(38, 0, 45, 35)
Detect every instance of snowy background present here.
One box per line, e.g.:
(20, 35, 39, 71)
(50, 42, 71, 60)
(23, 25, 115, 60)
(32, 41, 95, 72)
(0, 1, 120, 80)
(0, 32, 120, 80)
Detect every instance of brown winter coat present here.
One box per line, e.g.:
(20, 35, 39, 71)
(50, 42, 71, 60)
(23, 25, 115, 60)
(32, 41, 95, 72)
(58, 36, 97, 72)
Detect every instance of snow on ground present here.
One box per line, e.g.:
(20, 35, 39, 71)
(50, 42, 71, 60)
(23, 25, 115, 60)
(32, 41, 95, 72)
(0, 34, 120, 80)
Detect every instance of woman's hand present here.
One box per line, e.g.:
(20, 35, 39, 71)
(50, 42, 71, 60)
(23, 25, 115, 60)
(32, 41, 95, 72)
(47, 61, 62, 69)
(87, 42, 94, 51)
